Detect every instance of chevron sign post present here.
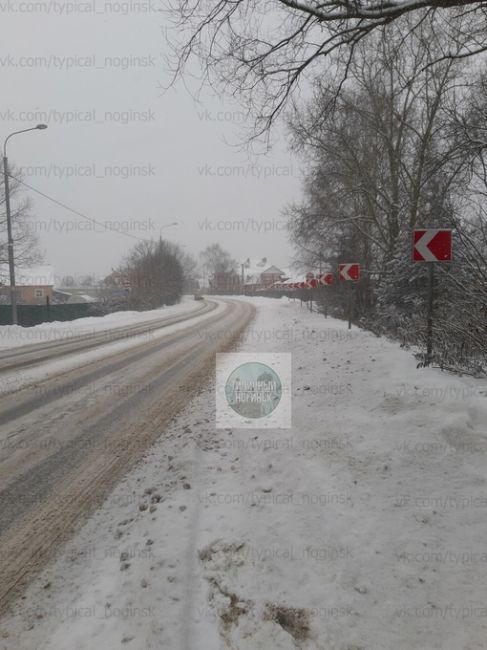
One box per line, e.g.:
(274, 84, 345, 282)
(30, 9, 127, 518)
(413, 229, 452, 262)
(412, 229, 453, 367)
(319, 273, 333, 286)
(316, 273, 333, 319)
(338, 263, 360, 281)
(338, 263, 360, 329)
(305, 274, 318, 312)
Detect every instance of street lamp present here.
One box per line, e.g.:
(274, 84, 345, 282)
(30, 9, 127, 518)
(3, 124, 48, 325)
(158, 221, 178, 247)
(159, 221, 178, 235)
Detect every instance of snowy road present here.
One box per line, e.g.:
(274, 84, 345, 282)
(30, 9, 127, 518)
(0, 299, 209, 375)
(0, 297, 255, 616)
(1, 296, 487, 650)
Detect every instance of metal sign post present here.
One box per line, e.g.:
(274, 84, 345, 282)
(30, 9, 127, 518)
(412, 229, 452, 367)
(348, 282, 353, 330)
(319, 273, 333, 319)
(338, 264, 360, 329)
(426, 263, 434, 366)
(305, 273, 316, 313)
(322, 284, 327, 319)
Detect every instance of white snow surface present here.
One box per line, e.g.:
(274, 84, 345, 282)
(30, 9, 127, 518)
(1, 296, 487, 650)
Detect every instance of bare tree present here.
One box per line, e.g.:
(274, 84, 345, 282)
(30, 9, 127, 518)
(168, 0, 487, 135)
(119, 240, 185, 310)
(200, 243, 236, 276)
(177, 249, 200, 292)
(0, 163, 42, 268)
(286, 22, 486, 370)
(288, 22, 472, 266)
(199, 243, 239, 293)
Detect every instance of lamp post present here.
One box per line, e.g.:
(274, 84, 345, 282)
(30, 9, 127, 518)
(158, 221, 178, 248)
(3, 124, 48, 324)
(159, 221, 178, 237)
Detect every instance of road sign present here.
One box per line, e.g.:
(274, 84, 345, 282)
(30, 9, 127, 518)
(298, 282, 306, 289)
(319, 273, 333, 286)
(413, 229, 452, 262)
(307, 278, 319, 288)
(412, 229, 452, 366)
(339, 263, 360, 281)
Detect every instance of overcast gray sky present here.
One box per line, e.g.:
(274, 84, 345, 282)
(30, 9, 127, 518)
(1, 4, 302, 283)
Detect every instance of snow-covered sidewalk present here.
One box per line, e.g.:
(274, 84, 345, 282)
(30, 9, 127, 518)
(1, 297, 487, 650)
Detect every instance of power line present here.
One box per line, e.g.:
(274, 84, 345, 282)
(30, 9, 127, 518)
(8, 173, 159, 244)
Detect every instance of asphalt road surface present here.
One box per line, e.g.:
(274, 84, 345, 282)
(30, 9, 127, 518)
(0, 298, 255, 615)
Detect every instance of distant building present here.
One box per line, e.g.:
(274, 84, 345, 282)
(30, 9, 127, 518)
(240, 258, 287, 292)
(0, 265, 54, 305)
(260, 265, 286, 286)
(204, 258, 289, 294)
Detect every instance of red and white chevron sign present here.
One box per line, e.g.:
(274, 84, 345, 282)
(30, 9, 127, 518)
(319, 273, 333, 286)
(338, 263, 360, 282)
(413, 229, 452, 262)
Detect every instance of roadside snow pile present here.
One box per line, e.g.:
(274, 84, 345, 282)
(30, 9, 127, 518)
(0, 296, 198, 350)
(1, 297, 487, 650)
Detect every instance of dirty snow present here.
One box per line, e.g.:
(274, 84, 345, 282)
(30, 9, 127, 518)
(1, 296, 487, 650)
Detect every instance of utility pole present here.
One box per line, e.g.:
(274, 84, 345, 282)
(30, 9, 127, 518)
(319, 252, 324, 317)
(3, 124, 48, 325)
(2, 155, 16, 324)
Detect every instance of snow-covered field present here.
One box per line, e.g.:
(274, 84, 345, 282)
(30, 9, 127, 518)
(1, 296, 487, 650)
(0, 296, 200, 350)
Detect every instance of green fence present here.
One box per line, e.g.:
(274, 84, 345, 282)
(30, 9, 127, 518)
(0, 303, 105, 327)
